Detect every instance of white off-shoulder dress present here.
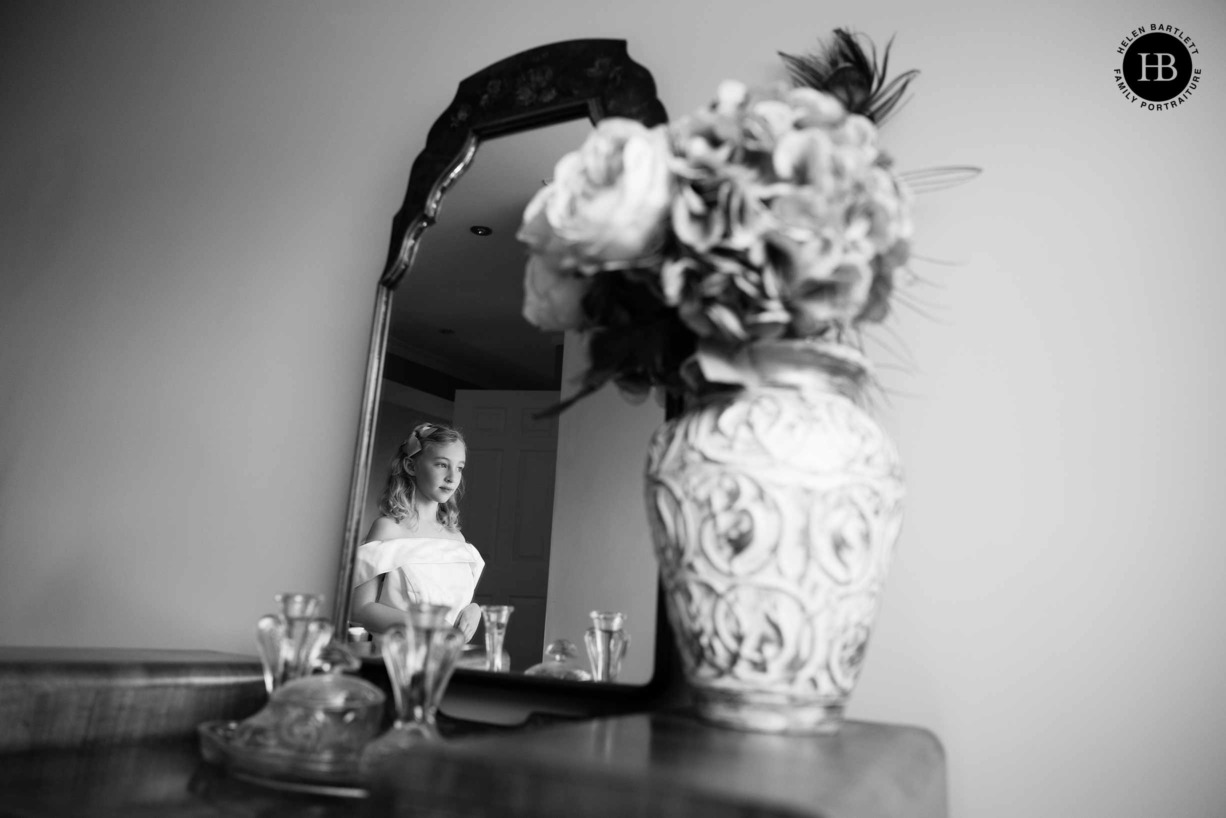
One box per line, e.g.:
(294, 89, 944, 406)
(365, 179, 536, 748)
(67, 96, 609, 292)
(353, 537, 485, 623)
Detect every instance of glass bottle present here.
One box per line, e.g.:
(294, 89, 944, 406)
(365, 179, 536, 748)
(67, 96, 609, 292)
(480, 605, 514, 673)
(253, 591, 333, 696)
(585, 611, 630, 683)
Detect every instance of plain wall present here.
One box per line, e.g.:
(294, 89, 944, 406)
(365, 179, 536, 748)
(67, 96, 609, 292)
(1, 2, 1224, 816)
(543, 331, 662, 685)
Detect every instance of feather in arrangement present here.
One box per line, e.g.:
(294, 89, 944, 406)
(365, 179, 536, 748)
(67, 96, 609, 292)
(780, 30, 982, 190)
(778, 28, 918, 125)
(780, 32, 981, 199)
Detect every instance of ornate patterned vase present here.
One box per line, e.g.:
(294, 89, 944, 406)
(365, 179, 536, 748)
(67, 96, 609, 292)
(643, 342, 905, 734)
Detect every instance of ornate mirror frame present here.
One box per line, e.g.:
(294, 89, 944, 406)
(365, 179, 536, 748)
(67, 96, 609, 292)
(332, 40, 682, 717)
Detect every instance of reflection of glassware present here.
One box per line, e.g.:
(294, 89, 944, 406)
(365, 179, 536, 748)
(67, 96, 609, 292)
(585, 611, 630, 683)
(456, 643, 510, 671)
(254, 592, 333, 696)
(524, 639, 593, 681)
(480, 605, 514, 673)
(359, 604, 465, 777)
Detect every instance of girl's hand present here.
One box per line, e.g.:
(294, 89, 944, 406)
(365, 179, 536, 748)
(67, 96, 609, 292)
(455, 603, 482, 642)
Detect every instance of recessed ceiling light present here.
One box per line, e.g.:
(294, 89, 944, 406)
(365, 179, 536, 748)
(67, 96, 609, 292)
(470, 225, 493, 237)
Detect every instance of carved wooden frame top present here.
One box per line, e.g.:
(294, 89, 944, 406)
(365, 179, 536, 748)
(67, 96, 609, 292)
(331, 41, 672, 714)
(381, 38, 668, 288)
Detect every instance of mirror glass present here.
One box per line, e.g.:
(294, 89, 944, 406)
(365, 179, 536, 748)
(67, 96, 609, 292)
(359, 120, 661, 684)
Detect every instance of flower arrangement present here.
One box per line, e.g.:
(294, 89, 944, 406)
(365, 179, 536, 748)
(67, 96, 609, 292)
(517, 30, 962, 412)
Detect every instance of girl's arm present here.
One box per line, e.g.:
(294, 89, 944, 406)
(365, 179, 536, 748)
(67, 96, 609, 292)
(349, 576, 410, 633)
(351, 516, 414, 632)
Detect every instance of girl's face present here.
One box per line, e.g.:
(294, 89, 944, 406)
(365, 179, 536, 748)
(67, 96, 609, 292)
(412, 440, 466, 505)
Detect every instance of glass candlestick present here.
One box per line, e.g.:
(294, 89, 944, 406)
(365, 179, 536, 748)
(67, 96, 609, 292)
(253, 591, 333, 696)
(585, 611, 630, 683)
(359, 603, 465, 778)
(480, 605, 514, 673)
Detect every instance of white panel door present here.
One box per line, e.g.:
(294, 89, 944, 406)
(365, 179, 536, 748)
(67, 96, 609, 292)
(452, 390, 558, 673)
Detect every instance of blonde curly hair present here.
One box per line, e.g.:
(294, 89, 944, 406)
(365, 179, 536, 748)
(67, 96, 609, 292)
(378, 422, 465, 530)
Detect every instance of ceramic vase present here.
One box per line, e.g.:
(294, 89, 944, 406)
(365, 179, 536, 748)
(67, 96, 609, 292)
(643, 344, 905, 734)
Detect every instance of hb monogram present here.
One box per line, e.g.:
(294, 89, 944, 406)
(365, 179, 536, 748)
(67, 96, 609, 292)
(1137, 53, 1178, 81)
(1117, 27, 1200, 108)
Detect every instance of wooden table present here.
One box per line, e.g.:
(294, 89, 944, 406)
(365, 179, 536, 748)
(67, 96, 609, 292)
(0, 738, 365, 817)
(0, 647, 266, 752)
(370, 711, 946, 818)
(0, 649, 946, 817)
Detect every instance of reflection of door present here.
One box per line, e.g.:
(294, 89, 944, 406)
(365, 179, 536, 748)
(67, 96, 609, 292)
(452, 390, 558, 673)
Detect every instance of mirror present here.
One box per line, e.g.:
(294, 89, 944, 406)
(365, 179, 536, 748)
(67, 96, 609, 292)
(366, 121, 665, 682)
(332, 40, 670, 691)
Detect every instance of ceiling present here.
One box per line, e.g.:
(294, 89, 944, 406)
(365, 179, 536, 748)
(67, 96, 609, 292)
(385, 118, 594, 393)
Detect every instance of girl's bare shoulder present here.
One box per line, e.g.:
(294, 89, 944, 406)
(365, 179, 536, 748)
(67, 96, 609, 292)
(366, 516, 412, 542)
(367, 515, 465, 543)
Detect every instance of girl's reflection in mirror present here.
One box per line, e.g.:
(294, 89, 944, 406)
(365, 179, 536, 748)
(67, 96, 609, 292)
(350, 422, 484, 640)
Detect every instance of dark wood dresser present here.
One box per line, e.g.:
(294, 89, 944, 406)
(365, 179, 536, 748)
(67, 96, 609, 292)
(0, 648, 946, 817)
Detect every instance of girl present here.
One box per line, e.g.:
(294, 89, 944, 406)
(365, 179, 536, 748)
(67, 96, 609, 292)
(350, 422, 484, 640)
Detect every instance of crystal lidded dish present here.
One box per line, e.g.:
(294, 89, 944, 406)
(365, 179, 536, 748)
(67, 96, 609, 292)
(198, 655, 386, 790)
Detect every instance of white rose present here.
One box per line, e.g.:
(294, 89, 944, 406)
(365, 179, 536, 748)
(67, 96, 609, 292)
(521, 253, 589, 331)
(518, 118, 674, 271)
(517, 186, 592, 330)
